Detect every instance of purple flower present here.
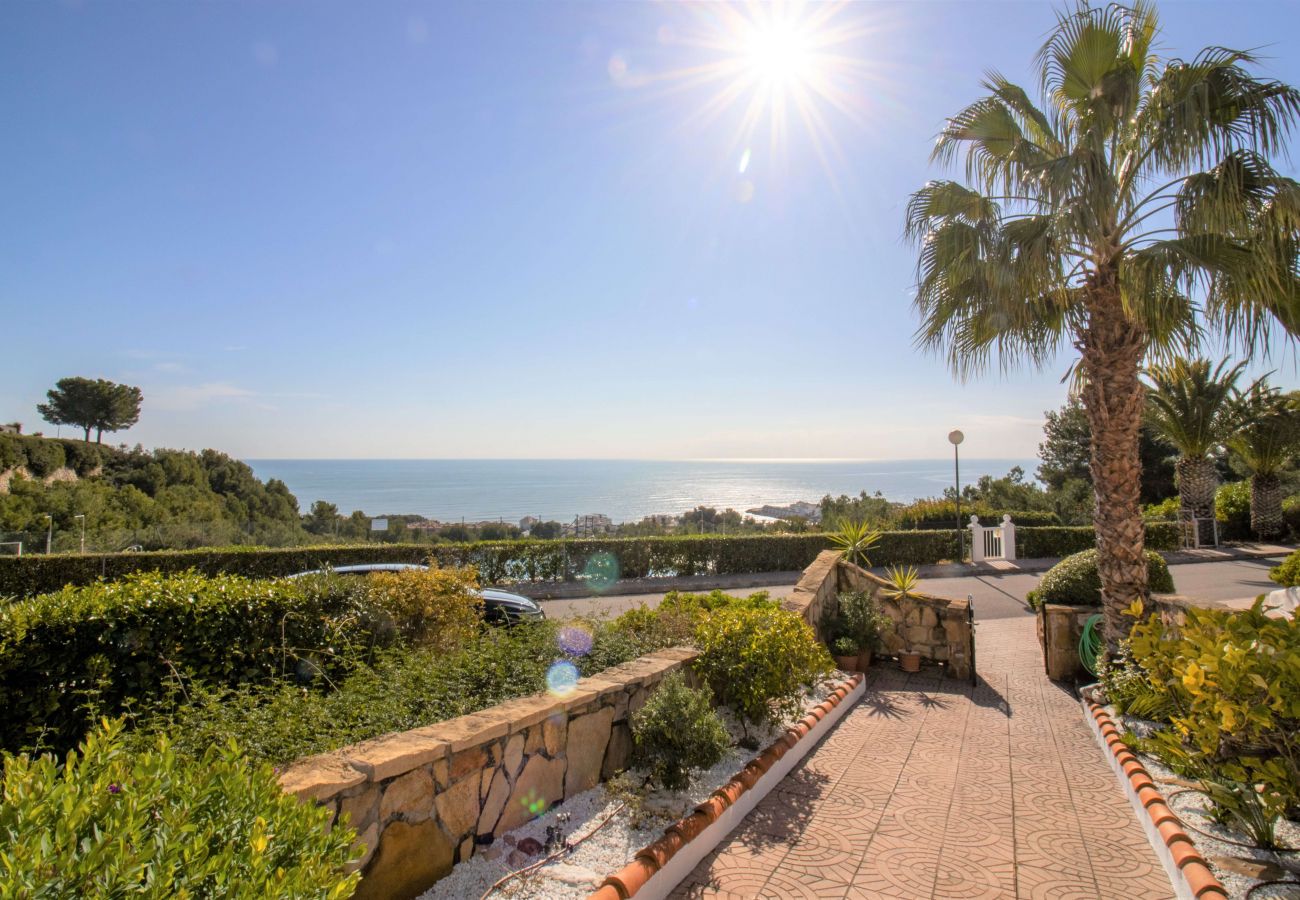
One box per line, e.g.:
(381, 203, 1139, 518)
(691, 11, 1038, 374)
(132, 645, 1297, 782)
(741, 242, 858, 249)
(107, 783, 121, 794)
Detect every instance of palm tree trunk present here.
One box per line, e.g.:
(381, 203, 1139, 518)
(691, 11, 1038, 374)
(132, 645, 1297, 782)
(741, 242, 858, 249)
(1078, 272, 1149, 647)
(1250, 473, 1284, 539)
(1175, 455, 1219, 544)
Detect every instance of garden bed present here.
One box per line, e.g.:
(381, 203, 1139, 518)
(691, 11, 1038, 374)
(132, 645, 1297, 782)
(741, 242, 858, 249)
(1087, 699, 1300, 900)
(419, 674, 857, 900)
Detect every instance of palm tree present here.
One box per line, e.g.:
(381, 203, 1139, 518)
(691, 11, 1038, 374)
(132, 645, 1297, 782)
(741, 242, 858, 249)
(905, 1, 1300, 644)
(1229, 387, 1300, 539)
(1143, 358, 1246, 538)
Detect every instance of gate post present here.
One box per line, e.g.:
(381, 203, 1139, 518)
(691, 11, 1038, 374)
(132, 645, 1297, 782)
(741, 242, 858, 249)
(968, 515, 986, 563)
(1001, 514, 1016, 561)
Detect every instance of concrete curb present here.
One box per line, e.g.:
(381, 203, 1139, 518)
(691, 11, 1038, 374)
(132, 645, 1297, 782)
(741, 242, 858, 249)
(588, 672, 867, 900)
(1083, 699, 1227, 900)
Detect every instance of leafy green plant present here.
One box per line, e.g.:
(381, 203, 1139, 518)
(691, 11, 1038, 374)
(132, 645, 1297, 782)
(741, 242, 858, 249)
(1214, 481, 1252, 541)
(630, 671, 730, 791)
(1272, 548, 1300, 588)
(829, 521, 881, 568)
(362, 565, 483, 651)
(837, 590, 892, 653)
(693, 606, 832, 739)
(1096, 643, 1175, 721)
(1198, 777, 1287, 849)
(831, 636, 858, 657)
(1026, 549, 1174, 610)
(0, 719, 360, 898)
(1128, 600, 1300, 825)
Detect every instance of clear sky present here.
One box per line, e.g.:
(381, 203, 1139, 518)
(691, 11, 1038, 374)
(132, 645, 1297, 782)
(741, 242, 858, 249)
(3, 1, 1298, 461)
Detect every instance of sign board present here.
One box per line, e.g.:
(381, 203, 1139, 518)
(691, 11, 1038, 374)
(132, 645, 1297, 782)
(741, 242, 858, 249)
(371, 518, 388, 531)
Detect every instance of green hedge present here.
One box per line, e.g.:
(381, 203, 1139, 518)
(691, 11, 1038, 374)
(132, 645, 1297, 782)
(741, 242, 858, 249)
(0, 525, 1183, 598)
(0, 570, 385, 754)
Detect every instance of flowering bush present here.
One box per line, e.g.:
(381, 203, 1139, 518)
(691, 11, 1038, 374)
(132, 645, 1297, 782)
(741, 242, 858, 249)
(0, 719, 360, 898)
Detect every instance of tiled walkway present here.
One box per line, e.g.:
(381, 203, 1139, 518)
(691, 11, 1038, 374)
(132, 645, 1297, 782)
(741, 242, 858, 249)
(671, 616, 1173, 899)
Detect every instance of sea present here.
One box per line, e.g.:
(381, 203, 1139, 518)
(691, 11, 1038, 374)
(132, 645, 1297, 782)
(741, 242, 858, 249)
(245, 458, 1037, 524)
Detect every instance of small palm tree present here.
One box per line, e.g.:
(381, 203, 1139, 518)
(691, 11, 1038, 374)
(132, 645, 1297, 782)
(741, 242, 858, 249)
(1228, 388, 1300, 539)
(829, 521, 882, 569)
(906, 1, 1300, 644)
(1143, 358, 1247, 528)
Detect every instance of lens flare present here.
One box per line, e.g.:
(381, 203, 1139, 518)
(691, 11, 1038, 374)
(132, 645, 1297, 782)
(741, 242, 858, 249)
(546, 660, 580, 697)
(582, 551, 620, 593)
(557, 624, 594, 657)
(517, 787, 548, 818)
(738, 147, 751, 174)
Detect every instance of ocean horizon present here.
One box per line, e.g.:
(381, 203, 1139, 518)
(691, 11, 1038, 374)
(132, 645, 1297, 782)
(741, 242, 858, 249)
(245, 458, 1038, 524)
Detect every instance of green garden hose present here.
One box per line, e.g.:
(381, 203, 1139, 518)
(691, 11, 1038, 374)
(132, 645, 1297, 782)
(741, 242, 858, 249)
(1079, 613, 1104, 676)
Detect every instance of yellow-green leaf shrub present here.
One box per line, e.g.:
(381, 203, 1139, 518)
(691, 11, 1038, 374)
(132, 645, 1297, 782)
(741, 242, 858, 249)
(1271, 547, 1300, 587)
(363, 566, 483, 651)
(1128, 601, 1300, 817)
(693, 606, 832, 733)
(1026, 548, 1174, 609)
(0, 720, 360, 898)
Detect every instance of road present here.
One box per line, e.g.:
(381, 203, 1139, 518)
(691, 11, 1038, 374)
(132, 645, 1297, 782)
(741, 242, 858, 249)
(537, 556, 1287, 621)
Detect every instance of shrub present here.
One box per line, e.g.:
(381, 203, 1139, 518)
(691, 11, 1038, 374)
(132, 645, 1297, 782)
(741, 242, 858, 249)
(828, 522, 881, 568)
(0, 434, 22, 471)
(362, 566, 482, 651)
(0, 720, 360, 898)
(1215, 481, 1252, 541)
(1284, 495, 1300, 541)
(1143, 496, 1180, 520)
(831, 636, 858, 657)
(58, 440, 103, 476)
(630, 671, 729, 790)
(0, 570, 391, 754)
(19, 437, 64, 478)
(1128, 600, 1300, 824)
(1271, 548, 1300, 588)
(1026, 548, 1174, 610)
(693, 606, 832, 736)
(833, 590, 892, 653)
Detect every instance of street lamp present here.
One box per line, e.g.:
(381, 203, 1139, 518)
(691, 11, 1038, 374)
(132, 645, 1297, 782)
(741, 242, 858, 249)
(948, 430, 965, 562)
(74, 514, 86, 554)
(44, 514, 53, 555)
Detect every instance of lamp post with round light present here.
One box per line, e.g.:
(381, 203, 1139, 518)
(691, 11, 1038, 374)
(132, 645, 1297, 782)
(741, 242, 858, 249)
(948, 430, 964, 563)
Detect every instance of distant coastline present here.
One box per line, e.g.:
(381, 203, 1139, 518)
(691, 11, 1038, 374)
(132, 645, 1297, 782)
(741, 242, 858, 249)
(246, 457, 1036, 525)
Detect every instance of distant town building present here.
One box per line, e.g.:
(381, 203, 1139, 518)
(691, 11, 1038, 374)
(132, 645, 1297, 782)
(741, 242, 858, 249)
(0, 423, 20, 435)
(519, 516, 540, 532)
(566, 513, 613, 537)
(641, 514, 676, 527)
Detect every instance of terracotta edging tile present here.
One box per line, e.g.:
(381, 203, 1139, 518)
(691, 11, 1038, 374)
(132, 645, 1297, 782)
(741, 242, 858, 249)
(1084, 700, 1228, 899)
(585, 674, 861, 900)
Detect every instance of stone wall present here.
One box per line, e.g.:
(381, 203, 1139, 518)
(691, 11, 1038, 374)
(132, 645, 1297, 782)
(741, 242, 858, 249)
(1037, 594, 1230, 681)
(278, 647, 698, 900)
(786, 550, 973, 681)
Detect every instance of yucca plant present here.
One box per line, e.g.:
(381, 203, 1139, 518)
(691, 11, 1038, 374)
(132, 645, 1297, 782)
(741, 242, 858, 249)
(881, 565, 922, 601)
(906, 0, 1300, 644)
(1144, 358, 1250, 532)
(829, 521, 882, 569)
(1228, 387, 1300, 539)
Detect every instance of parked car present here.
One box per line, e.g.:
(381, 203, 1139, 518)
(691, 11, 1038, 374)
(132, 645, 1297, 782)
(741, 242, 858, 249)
(287, 563, 545, 625)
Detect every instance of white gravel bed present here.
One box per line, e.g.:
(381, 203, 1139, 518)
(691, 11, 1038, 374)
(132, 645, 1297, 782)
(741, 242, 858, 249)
(1113, 711, 1300, 899)
(420, 676, 843, 900)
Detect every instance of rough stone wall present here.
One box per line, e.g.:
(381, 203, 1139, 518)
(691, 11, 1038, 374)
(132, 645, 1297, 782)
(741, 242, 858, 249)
(278, 647, 698, 900)
(1036, 594, 1229, 681)
(786, 550, 973, 681)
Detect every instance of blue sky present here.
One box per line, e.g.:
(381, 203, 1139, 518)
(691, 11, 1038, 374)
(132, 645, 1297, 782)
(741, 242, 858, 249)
(3, 1, 1298, 461)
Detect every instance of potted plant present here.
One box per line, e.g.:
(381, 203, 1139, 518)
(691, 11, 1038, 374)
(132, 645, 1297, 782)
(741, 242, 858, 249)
(831, 635, 860, 672)
(882, 566, 923, 672)
(838, 589, 892, 672)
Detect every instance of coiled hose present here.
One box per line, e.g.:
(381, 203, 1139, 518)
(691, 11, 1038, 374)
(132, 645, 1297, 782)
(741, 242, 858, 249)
(1079, 613, 1104, 676)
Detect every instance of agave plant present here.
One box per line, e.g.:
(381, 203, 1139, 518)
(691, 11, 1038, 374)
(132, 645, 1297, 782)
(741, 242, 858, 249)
(829, 521, 882, 569)
(881, 565, 922, 601)
(1228, 387, 1300, 539)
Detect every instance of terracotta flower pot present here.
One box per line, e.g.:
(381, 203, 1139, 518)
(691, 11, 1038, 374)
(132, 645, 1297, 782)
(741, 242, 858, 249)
(899, 651, 921, 673)
(834, 654, 859, 672)
(857, 648, 873, 671)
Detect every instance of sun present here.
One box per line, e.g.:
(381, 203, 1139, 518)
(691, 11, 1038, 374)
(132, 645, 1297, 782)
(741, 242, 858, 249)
(626, 2, 880, 185)
(742, 19, 816, 88)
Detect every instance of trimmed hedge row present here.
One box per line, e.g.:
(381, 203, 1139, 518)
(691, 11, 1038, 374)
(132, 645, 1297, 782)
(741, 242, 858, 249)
(0, 525, 1183, 598)
(0, 570, 383, 753)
